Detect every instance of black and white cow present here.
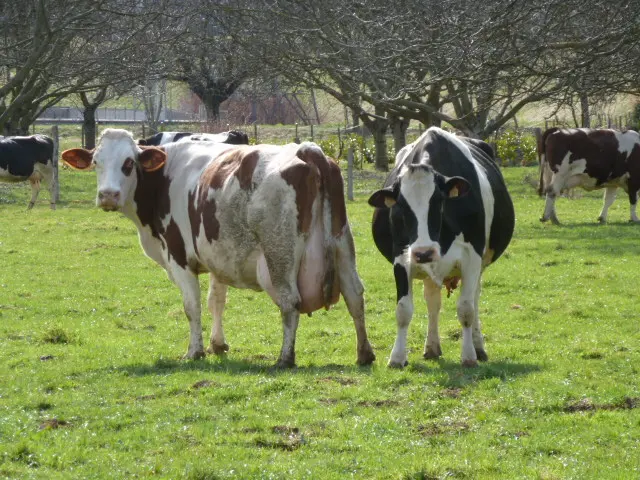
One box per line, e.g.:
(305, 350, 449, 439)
(0, 134, 56, 209)
(62, 129, 375, 368)
(538, 127, 640, 224)
(369, 127, 514, 368)
(138, 130, 249, 147)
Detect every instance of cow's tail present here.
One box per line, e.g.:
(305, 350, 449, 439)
(538, 127, 559, 196)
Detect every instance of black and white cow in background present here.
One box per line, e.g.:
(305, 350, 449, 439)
(369, 127, 515, 368)
(0, 134, 56, 209)
(538, 127, 640, 224)
(138, 130, 250, 147)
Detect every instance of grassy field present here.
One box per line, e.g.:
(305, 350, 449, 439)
(1, 153, 639, 479)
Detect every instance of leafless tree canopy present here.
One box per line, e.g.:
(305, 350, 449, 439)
(1, 0, 639, 145)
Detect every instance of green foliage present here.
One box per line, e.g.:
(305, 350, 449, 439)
(2, 143, 640, 478)
(495, 130, 538, 166)
(632, 102, 640, 129)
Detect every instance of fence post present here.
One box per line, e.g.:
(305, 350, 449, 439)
(310, 124, 314, 142)
(51, 125, 60, 203)
(295, 123, 300, 143)
(254, 123, 258, 143)
(347, 148, 354, 201)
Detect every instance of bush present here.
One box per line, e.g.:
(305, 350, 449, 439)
(494, 130, 538, 166)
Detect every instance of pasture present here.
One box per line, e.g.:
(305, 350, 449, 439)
(1, 154, 639, 478)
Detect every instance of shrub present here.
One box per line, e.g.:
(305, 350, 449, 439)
(494, 130, 538, 166)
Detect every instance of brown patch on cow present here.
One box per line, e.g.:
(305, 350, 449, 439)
(199, 147, 258, 191)
(121, 157, 134, 176)
(296, 147, 348, 237)
(280, 162, 319, 233)
(188, 188, 220, 257)
(164, 217, 188, 268)
(443, 276, 460, 298)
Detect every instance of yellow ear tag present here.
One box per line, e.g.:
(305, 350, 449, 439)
(384, 197, 396, 208)
(450, 186, 459, 198)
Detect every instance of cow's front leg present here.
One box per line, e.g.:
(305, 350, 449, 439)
(389, 263, 413, 368)
(422, 278, 442, 360)
(206, 274, 229, 355)
(457, 255, 482, 367)
(598, 186, 617, 223)
(540, 192, 560, 225)
(172, 269, 205, 359)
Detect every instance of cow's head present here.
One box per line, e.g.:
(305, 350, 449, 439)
(368, 163, 470, 267)
(61, 129, 166, 211)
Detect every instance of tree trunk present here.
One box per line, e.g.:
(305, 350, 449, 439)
(389, 115, 409, 155)
(580, 92, 590, 127)
(83, 105, 98, 149)
(362, 107, 389, 171)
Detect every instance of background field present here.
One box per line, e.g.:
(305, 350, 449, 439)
(1, 154, 639, 478)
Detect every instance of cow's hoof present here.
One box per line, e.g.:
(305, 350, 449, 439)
(357, 348, 376, 366)
(598, 216, 606, 224)
(539, 216, 547, 223)
(475, 349, 488, 362)
(183, 350, 206, 360)
(550, 216, 560, 225)
(387, 359, 408, 369)
(423, 345, 442, 360)
(461, 359, 478, 368)
(207, 343, 230, 355)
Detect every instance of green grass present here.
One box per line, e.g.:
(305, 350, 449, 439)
(1, 163, 640, 479)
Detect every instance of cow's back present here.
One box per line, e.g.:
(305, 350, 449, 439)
(0, 134, 53, 178)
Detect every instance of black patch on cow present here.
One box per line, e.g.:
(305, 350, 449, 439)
(188, 187, 220, 258)
(122, 157, 135, 176)
(393, 264, 410, 302)
(133, 163, 172, 240)
(0, 134, 54, 178)
(225, 130, 250, 145)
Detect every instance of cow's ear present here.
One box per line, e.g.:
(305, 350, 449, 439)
(61, 148, 94, 170)
(368, 187, 397, 208)
(138, 147, 166, 172)
(441, 176, 471, 198)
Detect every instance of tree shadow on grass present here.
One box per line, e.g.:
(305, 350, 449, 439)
(408, 358, 541, 389)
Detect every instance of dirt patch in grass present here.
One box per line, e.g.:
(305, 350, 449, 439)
(564, 397, 639, 413)
(318, 376, 358, 386)
(356, 399, 399, 408)
(441, 388, 463, 398)
(417, 420, 469, 437)
(254, 426, 306, 451)
(39, 418, 70, 430)
(191, 379, 217, 389)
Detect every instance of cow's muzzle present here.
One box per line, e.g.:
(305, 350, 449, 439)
(98, 189, 121, 211)
(412, 246, 440, 264)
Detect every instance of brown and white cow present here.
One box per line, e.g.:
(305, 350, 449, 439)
(61, 129, 375, 368)
(539, 127, 640, 224)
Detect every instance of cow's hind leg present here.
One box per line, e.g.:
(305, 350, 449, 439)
(171, 268, 205, 359)
(336, 230, 375, 365)
(540, 192, 560, 225)
(27, 175, 41, 209)
(206, 274, 229, 355)
(457, 254, 483, 367)
(627, 183, 640, 223)
(471, 283, 488, 362)
(598, 187, 617, 223)
(422, 278, 442, 360)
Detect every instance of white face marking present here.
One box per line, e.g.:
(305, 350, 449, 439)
(399, 166, 440, 256)
(93, 129, 140, 209)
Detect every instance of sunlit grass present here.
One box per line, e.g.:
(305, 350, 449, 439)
(1, 165, 639, 479)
